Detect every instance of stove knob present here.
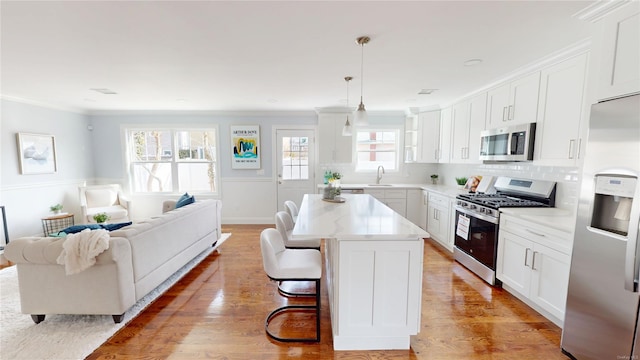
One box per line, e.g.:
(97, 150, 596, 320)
(456, 200, 462, 206)
(470, 204, 477, 210)
(479, 208, 485, 213)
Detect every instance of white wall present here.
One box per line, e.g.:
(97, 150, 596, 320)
(0, 99, 94, 239)
(88, 111, 316, 224)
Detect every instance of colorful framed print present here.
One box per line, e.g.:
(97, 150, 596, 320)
(231, 125, 261, 169)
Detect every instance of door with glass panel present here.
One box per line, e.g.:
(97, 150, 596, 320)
(276, 129, 316, 212)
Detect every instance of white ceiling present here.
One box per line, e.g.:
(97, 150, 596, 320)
(0, 1, 595, 114)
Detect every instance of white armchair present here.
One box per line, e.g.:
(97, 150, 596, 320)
(79, 184, 131, 224)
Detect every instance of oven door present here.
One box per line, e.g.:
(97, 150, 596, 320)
(454, 206, 499, 270)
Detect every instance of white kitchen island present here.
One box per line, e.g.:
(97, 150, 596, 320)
(292, 194, 429, 350)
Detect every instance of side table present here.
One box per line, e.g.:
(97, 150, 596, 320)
(42, 213, 74, 236)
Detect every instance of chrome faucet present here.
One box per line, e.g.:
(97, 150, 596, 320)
(376, 165, 385, 184)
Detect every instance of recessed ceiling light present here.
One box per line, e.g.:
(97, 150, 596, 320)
(90, 88, 118, 95)
(463, 59, 483, 66)
(418, 89, 437, 95)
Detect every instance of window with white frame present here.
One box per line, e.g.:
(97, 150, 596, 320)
(127, 128, 219, 194)
(355, 129, 400, 171)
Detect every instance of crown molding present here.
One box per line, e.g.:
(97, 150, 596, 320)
(573, 0, 634, 23)
(1, 95, 87, 115)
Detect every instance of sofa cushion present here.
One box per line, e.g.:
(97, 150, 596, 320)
(85, 189, 117, 208)
(175, 193, 195, 208)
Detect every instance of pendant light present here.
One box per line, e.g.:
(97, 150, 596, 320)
(342, 76, 353, 136)
(354, 36, 370, 126)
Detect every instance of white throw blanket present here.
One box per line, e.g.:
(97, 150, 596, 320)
(56, 229, 110, 275)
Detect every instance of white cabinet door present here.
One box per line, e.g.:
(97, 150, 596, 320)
(535, 53, 588, 166)
(486, 72, 540, 129)
(487, 84, 511, 129)
(467, 92, 487, 163)
(406, 189, 423, 227)
(598, 2, 640, 100)
(497, 230, 532, 296)
(509, 72, 541, 125)
(386, 198, 407, 218)
(419, 190, 428, 231)
(318, 113, 353, 164)
(438, 107, 452, 163)
(529, 244, 571, 321)
(450, 100, 470, 163)
(427, 192, 450, 250)
(419, 111, 441, 163)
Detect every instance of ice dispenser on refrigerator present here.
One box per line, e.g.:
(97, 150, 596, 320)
(590, 175, 636, 237)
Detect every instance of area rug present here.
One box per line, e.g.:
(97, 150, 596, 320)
(0, 233, 231, 360)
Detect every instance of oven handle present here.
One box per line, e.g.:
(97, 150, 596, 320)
(455, 206, 499, 225)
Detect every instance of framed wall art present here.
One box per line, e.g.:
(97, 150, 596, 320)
(16, 133, 58, 174)
(230, 125, 261, 169)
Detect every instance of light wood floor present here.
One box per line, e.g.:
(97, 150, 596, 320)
(80, 224, 567, 359)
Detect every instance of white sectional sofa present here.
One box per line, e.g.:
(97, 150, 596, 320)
(4, 199, 222, 323)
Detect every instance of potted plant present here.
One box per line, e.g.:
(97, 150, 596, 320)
(430, 174, 438, 185)
(331, 172, 342, 186)
(50, 203, 63, 214)
(93, 212, 110, 224)
(455, 177, 468, 189)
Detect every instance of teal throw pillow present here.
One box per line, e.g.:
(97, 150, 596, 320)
(175, 193, 195, 209)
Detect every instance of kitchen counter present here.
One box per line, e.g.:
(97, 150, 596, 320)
(318, 183, 467, 198)
(499, 207, 576, 234)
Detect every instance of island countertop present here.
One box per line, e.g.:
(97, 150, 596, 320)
(292, 193, 430, 240)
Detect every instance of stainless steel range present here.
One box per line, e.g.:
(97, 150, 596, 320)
(453, 176, 556, 286)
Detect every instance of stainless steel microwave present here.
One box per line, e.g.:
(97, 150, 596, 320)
(479, 123, 536, 162)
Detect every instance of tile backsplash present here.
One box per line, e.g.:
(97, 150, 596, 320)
(437, 163, 581, 211)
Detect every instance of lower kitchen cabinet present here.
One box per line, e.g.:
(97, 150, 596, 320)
(365, 188, 407, 217)
(406, 189, 426, 230)
(427, 192, 452, 251)
(497, 214, 571, 326)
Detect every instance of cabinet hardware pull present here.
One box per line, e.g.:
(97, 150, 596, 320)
(508, 105, 514, 120)
(502, 106, 508, 121)
(576, 138, 582, 159)
(532, 251, 539, 270)
(524, 248, 531, 267)
(568, 139, 575, 159)
(525, 228, 546, 237)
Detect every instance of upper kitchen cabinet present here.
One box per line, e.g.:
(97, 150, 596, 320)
(438, 107, 452, 164)
(535, 53, 588, 166)
(318, 112, 353, 164)
(486, 72, 540, 129)
(404, 110, 441, 163)
(596, 2, 640, 100)
(450, 92, 486, 164)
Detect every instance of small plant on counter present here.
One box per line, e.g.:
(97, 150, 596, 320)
(332, 172, 342, 180)
(50, 203, 63, 214)
(455, 177, 468, 186)
(93, 212, 110, 224)
(430, 174, 438, 184)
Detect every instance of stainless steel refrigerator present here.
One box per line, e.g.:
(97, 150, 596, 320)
(562, 93, 640, 359)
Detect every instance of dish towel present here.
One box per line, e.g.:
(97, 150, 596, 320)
(56, 229, 110, 275)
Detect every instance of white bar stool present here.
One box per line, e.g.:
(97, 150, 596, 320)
(275, 211, 320, 250)
(260, 228, 321, 342)
(284, 200, 299, 224)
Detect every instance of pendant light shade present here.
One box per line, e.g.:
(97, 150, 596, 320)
(354, 36, 370, 127)
(342, 76, 353, 136)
